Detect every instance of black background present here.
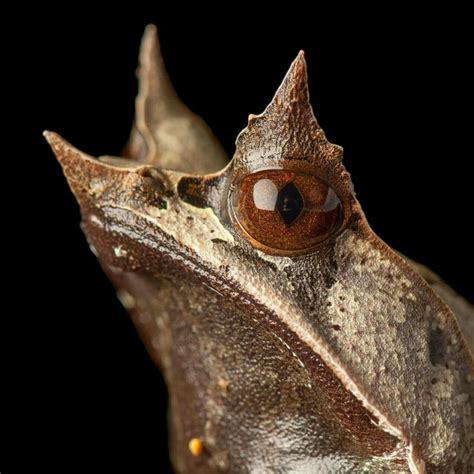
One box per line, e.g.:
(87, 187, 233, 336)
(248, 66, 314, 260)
(9, 9, 473, 473)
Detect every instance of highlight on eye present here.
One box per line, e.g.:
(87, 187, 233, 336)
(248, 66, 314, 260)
(229, 169, 342, 254)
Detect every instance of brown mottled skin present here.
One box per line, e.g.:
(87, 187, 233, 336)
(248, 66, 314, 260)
(45, 25, 473, 473)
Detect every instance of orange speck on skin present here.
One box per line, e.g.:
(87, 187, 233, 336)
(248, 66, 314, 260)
(217, 378, 229, 391)
(189, 437, 203, 456)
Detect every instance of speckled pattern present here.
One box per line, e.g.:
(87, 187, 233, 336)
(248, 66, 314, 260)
(46, 25, 473, 473)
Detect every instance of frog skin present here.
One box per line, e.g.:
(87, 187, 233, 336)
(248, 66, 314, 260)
(45, 25, 473, 473)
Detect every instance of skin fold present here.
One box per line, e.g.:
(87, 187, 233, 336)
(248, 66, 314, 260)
(46, 25, 473, 473)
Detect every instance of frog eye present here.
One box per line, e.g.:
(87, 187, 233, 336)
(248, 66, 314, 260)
(229, 170, 342, 254)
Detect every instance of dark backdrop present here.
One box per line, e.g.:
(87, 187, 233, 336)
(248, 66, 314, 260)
(10, 10, 473, 473)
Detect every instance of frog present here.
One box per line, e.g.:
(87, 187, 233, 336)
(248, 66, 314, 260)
(45, 25, 473, 473)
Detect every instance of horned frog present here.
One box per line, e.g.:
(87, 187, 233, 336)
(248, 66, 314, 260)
(46, 25, 473, 473)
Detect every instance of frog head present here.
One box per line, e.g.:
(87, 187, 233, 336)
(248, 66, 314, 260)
(45, 25, 473, 472)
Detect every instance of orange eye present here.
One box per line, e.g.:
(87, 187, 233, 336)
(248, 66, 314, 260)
(229, 170, 342, 254)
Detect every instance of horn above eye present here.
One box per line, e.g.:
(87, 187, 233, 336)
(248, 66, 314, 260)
(229, 169, 342, 255)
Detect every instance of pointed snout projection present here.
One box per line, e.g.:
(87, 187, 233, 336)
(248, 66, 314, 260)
(43, 130, 171, 216)
(44, 130, 140, 197)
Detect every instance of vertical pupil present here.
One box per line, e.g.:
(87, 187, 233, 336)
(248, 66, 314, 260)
(276, 182, 304, 226)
